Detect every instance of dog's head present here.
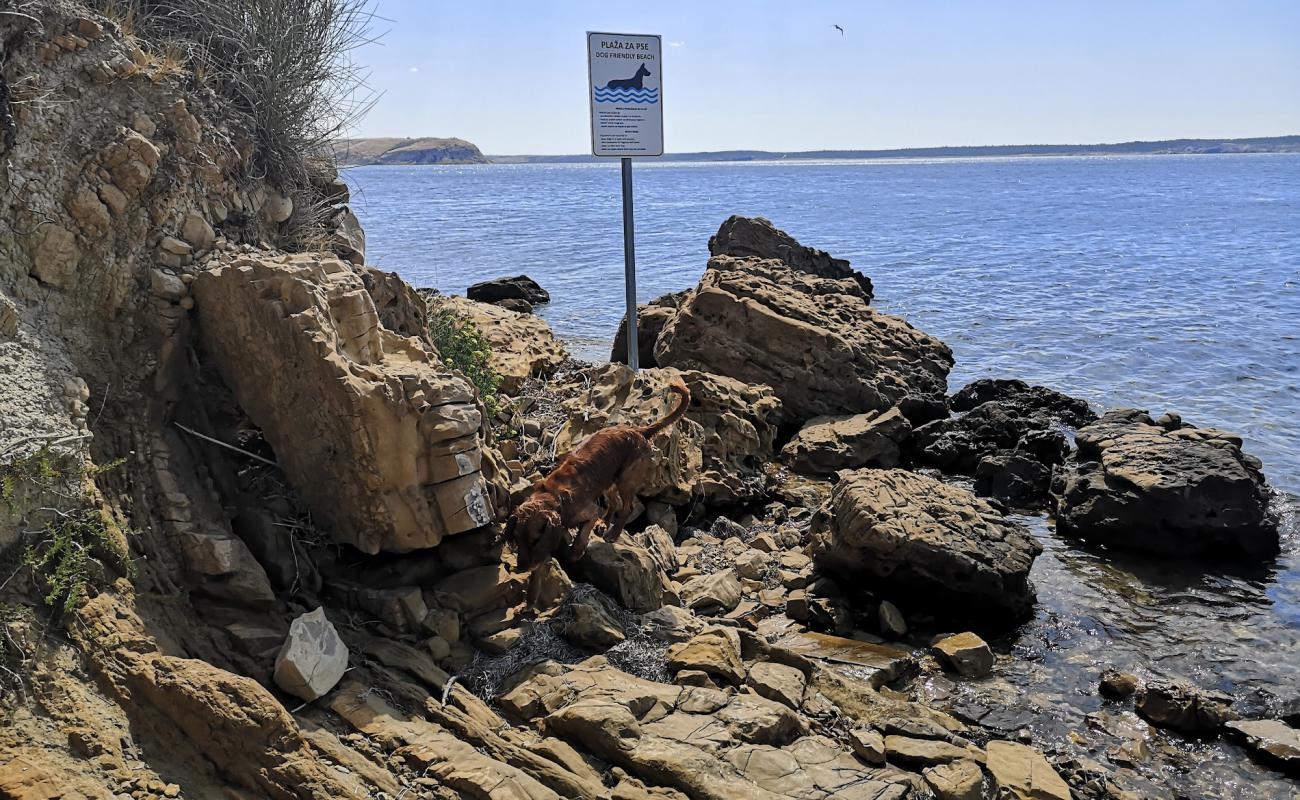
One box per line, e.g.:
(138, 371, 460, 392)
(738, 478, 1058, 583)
(638, 64, 651, 76)
(506, 493, 566, 572)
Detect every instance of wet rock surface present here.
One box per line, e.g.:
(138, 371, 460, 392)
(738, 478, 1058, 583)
(1056, 409, 1280, 558)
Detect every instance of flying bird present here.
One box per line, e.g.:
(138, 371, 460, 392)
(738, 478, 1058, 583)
(833, 24, 844, 35)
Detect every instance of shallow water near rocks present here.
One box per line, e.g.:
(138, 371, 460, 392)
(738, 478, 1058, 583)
(346, 155, 1300, 795)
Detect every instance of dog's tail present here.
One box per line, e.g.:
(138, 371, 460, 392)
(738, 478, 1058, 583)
(636, 380, 691, 438)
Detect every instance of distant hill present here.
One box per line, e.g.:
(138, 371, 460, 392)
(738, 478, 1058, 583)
(335, 137, 488, 166)
(489, 135, 1300, 164)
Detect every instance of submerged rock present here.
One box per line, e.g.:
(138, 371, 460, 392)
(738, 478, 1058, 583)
(1056, 409, 1279, 559)
(809, 469, 1041, 624)
(782, 407, 912, 473)
(655, 253, 951, 423)
(1135, 677, 1237, 734)
(194, 254, 499, 553)
(273, 608, 348, 702)
(466, 273, 550, 306)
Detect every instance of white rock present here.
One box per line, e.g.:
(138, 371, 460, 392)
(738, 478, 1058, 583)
(274, 607, 348, 701)
(878, 600, 908, 637)
(263, 191, 294, 223)
(181, 211, 215, 251)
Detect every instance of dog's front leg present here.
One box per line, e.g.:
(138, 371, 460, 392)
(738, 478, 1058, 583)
(564, 517, 600, 565)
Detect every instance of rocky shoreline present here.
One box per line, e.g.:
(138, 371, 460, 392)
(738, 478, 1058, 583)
(0, 5, 1295, 798)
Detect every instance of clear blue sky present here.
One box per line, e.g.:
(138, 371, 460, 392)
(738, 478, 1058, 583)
(351, 1, 1300, 154)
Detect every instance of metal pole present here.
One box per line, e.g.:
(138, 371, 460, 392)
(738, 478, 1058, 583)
(621, 157, 639, 371)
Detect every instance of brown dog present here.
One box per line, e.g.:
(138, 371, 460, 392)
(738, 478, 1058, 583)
(506, 379, 691, 607)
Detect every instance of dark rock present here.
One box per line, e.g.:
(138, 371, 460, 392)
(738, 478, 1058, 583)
(809, 469, 1041, 625)
(973, 451, 1052, 508)
(708, 215, 874, 300)
(1056, 410, 1280, 559)
(1135, 678, 1237, 734)
(466, 274, 549, 305)
(949, 378, 1096, 427)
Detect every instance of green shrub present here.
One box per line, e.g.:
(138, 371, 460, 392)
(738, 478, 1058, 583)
(425, 298, 504, 422)
(1, 448, 132, 614)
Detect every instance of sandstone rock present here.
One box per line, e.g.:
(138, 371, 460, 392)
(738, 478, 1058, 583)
(641, 605, 704, 644)
(849, 728, 887, 765)
(645, 501, 678, 538)
(950, 378, 1095, 424)
(553, 365, 782, 505)
(262, 191, 293, 223)
(884, 735, 978, 767)
(563, 590, 626, 650)
(610, 294, 682, 367)
(530, 559, 574, 610)
(708, 215, 874, 300)
(467, 274, 549, 305)
(580, 537, 673, 613)
(273, 608, 348, 702)
(30, 224, 79, 287)
(181, 211, 215, 251)
(433, 564, 523, 616)
(734, 550, 767, 581)
(331, 207, 366, 264)
(774, 631, 914, 690)
(984, 741, 1071, 800)
(194, 254, 498, 553)
(1099, 669, 1140, 700)
(1135, 678, 1236, 734)
(178, 528, 276, 606)
(933, 633, 995, 678)
(1225, 719, 1300, 773)
(354, 586, 428, 632)
(0, 296, 18, 338)
(1056, 410, 1279, 559)
(680, 570, 742, 615)
(667, 627, 746, 685)
(745, 662, 806, 709)
(442, 296, 567, 394)
(809, 469, 1041, 623)
(656, 254, 951, 423)
(149, 268, 186, 301)
(923, 759, 986, 800)
(360, 265, 428, 339)
(782, 407, 912, 473)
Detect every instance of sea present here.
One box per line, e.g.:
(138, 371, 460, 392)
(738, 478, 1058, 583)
(345, 154, 1300, 796)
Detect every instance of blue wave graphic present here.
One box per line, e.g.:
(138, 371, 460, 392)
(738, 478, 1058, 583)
(594, 87, 659, 104)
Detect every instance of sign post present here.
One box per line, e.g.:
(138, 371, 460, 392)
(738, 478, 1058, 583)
(587, 32, 663, 371)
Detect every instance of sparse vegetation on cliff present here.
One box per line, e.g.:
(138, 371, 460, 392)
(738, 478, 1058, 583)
(1, 448, 131, 613)
(426, 296, 504, 420)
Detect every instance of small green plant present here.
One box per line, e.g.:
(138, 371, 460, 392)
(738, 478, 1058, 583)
(426, 298, 505, 422)
(1, 448, 132, 614)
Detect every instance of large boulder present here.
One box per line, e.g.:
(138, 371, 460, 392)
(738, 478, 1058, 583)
(655, 255, 951, 423)
(1055, 409, 1279, 559)
(553, 364, 782, 505)
(441, 296, 568, 394)
(467, 274, 549, 306)
(610, 291, 687, 367)
(809, 469, 1041, 623)
(782, 407, 912, 473)
(194, 254, 499, 553)
(709, 215, 874, 300)
(579, 537, 674, 613)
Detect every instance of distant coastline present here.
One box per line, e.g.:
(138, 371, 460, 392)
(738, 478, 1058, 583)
(336, 134, 1300, 166)
(489, 135, 1300, 164)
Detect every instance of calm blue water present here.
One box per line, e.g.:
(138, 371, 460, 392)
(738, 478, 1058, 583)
(345, 155, 1300, 795)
